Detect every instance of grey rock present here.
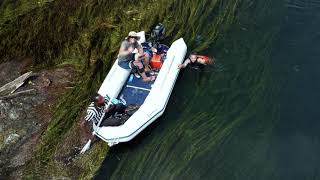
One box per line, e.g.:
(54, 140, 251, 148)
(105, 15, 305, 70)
(8, 108, 26, 120)
(4, 133, 20, 145)
(0, 100, 11, 112)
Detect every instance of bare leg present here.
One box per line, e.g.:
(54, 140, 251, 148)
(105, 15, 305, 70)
(132, 60, 154, 81)
(144, 52, 151, 67)
(144, 52, 155, 74)
(133, 54, 155, 82)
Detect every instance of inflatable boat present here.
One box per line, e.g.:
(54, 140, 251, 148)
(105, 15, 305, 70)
(94, 32, 187, 146)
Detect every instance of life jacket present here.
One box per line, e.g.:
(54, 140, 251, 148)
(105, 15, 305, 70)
(150, 53, 162, 69)
(195, 55, 211, 64)
(189, 55, 210, 69)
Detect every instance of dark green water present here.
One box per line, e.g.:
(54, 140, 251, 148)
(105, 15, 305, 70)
(96, 0, 320, 179)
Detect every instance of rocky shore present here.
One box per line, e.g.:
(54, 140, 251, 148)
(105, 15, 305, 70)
(0, 58, 79, 178)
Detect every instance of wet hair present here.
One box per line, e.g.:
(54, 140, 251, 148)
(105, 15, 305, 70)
(208, 56, 215, 65)
(190, 51, 198, 56)
(90, 93, 101, 103)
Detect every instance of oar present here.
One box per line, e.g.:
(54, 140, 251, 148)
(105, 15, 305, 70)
(80, 139, 92, 154)
(80, 101, 113, 154)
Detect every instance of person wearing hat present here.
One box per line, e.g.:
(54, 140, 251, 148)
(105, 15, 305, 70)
(118, 31, 155, 82)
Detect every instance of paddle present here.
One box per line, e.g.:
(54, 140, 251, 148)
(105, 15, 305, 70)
(80, 101, 113, 154)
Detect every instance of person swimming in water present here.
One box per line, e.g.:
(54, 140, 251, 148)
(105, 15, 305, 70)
(178, 51, 214, 69)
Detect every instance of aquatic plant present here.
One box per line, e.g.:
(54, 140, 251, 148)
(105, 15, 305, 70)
(1, 0, 279, 178)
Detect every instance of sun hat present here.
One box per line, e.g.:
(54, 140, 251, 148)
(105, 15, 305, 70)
(127, 31, 140, 40)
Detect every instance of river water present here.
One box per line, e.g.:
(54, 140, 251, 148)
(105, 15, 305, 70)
(96, 0, 320, 179)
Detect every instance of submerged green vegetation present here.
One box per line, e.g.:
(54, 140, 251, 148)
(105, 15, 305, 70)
(0, 0, 282, 178)
(105, 0, 287, 178)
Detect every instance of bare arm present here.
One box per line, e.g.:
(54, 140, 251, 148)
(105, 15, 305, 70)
(137, 44, 144, 55)
(79, 111, 98, 153)
(119, 45, 134, 56)
(104, 104, 115, 113)
(81, 111, 97, 140)
(80, 118, 95, 139)
(178, 59, 191, 69)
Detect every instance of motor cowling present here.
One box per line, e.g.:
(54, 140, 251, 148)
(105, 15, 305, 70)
(151, 23, 165, 41)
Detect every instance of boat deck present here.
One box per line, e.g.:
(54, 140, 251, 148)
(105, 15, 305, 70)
(117, 73, 156, 105)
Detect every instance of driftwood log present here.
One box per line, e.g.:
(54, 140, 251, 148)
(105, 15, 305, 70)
(0, 72, 37, 95)
(0, 89, 36, 100)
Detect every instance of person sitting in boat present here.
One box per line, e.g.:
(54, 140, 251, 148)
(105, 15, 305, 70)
(80, 94, 126, 145)
(118, 31, 155, 82)
(143, 42, 169, 69)
(81, 94, 126, 129)
(80, 94, 139, 153)
(178, 51, 214, 69)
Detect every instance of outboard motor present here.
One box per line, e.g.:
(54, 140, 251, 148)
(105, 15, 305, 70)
(142, 23, 169, 69)
(151, 23, 165, 42)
